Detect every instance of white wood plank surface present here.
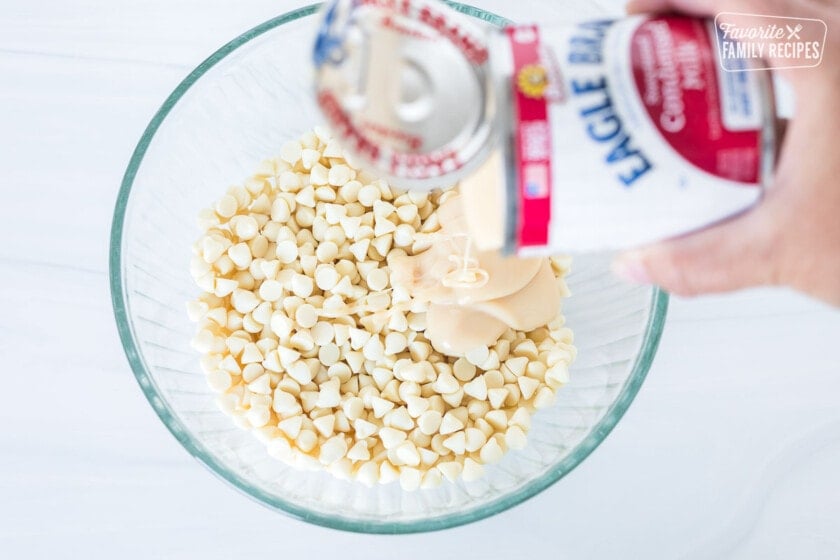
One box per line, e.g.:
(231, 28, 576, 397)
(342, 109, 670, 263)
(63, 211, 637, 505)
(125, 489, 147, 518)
(1, 1, 839, 558)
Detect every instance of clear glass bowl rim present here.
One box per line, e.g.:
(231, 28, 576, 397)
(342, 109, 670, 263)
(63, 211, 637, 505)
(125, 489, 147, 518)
(109, 1, 669, 534)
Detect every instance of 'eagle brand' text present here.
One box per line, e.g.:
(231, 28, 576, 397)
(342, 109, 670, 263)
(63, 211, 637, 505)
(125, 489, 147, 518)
(568, 21, 653, 187)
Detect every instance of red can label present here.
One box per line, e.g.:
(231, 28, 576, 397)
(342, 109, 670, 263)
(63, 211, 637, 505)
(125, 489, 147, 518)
(630, 18, 761, 183)
(507, 25, 553, 248)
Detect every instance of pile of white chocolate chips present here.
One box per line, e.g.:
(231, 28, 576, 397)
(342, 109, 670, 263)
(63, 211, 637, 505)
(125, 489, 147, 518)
(188, 128, 576, 490)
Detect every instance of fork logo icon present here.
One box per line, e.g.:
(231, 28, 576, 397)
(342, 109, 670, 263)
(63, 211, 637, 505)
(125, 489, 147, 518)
(786, 23, 803, 39)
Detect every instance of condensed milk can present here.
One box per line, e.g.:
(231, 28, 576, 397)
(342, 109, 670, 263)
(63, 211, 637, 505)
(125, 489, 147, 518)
(312, 0, 776, 254)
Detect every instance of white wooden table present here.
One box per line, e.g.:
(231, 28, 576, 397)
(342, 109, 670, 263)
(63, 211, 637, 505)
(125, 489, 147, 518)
(2, 1, 839, 558)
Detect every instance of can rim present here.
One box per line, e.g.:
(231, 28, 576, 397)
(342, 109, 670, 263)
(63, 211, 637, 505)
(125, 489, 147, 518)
(313, 0, 503, 190)
(487, 27, 521, 256)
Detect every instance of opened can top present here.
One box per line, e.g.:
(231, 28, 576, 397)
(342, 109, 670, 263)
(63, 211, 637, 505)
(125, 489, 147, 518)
(313, 0, 500, 190)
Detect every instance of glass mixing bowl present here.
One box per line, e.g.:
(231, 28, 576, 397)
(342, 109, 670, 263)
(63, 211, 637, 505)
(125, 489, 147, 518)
(110, 2, 667, 533)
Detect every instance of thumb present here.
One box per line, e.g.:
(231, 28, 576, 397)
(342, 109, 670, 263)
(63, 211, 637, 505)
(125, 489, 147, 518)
(625, 0, 795, 17)
(611, 205, 782, 297)
(625, 0, 820, 17)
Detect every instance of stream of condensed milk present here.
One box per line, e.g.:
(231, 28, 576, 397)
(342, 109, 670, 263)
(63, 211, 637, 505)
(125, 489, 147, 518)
(389, 192, 561, 357)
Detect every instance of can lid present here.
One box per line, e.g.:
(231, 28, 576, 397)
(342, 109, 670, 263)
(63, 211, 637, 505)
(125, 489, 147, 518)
(313, 0, 498, 190)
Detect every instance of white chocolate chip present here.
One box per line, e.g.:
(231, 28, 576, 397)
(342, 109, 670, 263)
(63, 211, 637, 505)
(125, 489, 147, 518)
(206, 370, 232, 393)
(395, 441, 421, 467)
(300, 148, 321, 170)
(432, 371, 459, 394)
(342, 396, 364, 421)
(318, 343, 340, 366)
(461, 458, 484, 482)
(247, 374, 272, 395)
(319, 435, 347, 465)
(275, 240, 299, 264)
(316, 381, 342, 409)
(354, 418, 378, 439)
(322, 138, 343, 158)
(464, 427, 487, 453)
(509, 407, 531, 430)
(479, 437, 505, 464)
(505, 425, 527, 450)
(442, 431, 466, 454)
(441, 388, 464, 408)
(518, 376, 540, 400)
(347, 440, 370, 462)
(388, 310, 408, 332)
(316, 241, 339, 263)
(242, 363, 265, 383)
(371, 396, 395, 418)
(277, 346, 301, 369)
(404, 395, 430, 418)
(278, 415, 303, 438)
(366, 268, 389, 291)
(464, 345, 490, 367)
(279, 140, 303, 164)
(313, 414, 336, 438)
(234, 215, 259, 240)
(420, 469, 443, 489)
(314, 265, 340, 290)
(240, 343, 263, 364)
(396, 204, 418, 223)
(399, 467, 422, 491)
(309, 163, 329, 186)
(349, 328, 371, 350)
(439, 411, 465, 435)
(514, 339, 539, 360)
(488, 387, 508, 409)
(291, 274, 314, 298)
(463, 375, 487, 400)
(373, 218, 396, 237)
(231, 289, 260, 314)
(387, 407, 414, 431)
(300, 391, 319, 413)
(246, 406, 271, 428)
(214, 278, 238, 298)
(372, 367, 393, 390)
(328, 164, 354, 186)
(295, 303, 318, 328)
(356, 461, 378, 487)
(311, 321, 335, 345)
(485, 410, 508, 431)
(379, 461, 400, 484)
(452, 358, 476, 382)
(357, 184, 381, 207)
(504, 356, 529, 377)
(287, 360, 313, 385)
(393, 224, 414, 247)
(362, 336, 385, 361)
(296, 430, 318, 453)
(545, 363, 570, 388)
(258, 280, 283, 302)
(379, 427, 407, 449)
(532, 387, 555, 409)
(437, 461, 462, 482)
(214, 195, 238, 218)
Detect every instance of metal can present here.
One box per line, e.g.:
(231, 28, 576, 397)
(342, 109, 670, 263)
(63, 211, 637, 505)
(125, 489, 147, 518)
(312, 0, 499, 188)
(312, 0, 777, 254)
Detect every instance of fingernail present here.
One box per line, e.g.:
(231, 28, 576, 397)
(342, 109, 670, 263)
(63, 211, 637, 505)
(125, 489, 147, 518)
(612, 254, 651, 285)
(624, 0, 644, 13)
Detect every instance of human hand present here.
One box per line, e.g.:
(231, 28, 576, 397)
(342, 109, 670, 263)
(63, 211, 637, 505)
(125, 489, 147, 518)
(612, 0, 840, 306)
